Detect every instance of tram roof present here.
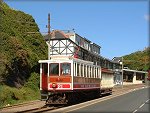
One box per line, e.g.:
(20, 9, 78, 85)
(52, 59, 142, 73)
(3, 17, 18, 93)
(38, 56, 95, 65)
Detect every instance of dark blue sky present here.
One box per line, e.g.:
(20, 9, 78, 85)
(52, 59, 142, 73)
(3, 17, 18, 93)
(4, 0, 149, 59)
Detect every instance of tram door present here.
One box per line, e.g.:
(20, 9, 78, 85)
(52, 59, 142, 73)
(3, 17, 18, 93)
(42, 63, 48, 90)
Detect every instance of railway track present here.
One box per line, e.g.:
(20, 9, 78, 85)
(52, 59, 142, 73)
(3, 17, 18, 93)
(16, 105, 64, 113)
(0, 100, 45, 113)
(2, 100, 41, 109)
(0, 84, 148, 113)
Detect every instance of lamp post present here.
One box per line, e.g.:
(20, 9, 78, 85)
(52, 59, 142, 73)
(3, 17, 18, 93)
(119, 57, 124, 87)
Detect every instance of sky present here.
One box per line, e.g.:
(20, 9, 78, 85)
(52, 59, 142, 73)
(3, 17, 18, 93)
(4, 0, 149, 59)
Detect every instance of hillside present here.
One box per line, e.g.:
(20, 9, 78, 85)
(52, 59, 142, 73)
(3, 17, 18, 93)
(0, 2, 47, 107)
(123, 47, 150, 71)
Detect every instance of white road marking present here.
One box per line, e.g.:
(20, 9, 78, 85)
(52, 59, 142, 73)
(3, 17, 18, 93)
(132, 99, 150, 113)
(139, 103, 145, 108)
(146, 99, 150, 102)
(133, 109, 138, 113)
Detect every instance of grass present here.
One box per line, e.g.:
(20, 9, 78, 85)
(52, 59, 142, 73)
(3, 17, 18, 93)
(0, 72, 41, 108)
(0, 85, 40, 108)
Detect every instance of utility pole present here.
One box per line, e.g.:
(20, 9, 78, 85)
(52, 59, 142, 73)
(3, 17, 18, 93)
(48, 13, 50, 35)
(48, 13, 51, 60)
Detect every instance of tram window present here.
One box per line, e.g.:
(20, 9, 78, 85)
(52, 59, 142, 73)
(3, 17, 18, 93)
(93, 67, 95, 78)
(84, 65, 86, 77)
(77, 63, 80, 76)
(94, 67, 97, 78)
(97, 68, 99, 78)
(91, 67, 93, 78)
(95, 67, 97, 78)
(61, 63, 71, 75)
(42, 63, 48, 75)
(89, 66, 91, 78)
(49, 63, 59, 76)
(74, 63, 76, 76)
(81, 64, 83, 77)
(87, 66, 89, 78)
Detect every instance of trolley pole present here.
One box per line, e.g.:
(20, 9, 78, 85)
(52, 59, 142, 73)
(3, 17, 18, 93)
(48, 13, 51, 60)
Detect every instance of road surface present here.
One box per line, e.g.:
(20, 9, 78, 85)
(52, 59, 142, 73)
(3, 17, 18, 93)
(67, 87, 150, 113)
(49, 86, 149, 113)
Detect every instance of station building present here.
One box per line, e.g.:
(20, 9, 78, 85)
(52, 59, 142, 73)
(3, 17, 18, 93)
(112, 57, 148, 85)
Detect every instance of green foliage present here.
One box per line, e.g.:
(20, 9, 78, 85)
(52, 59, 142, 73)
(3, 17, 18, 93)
(123, 47, 150, 71)
(24, 72, 40, 91)
(0, 2, 47, 87)
(0, 85, 40, 108)
(0, 2, 47, 108)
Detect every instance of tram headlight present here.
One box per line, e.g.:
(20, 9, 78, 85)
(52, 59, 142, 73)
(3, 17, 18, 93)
(52, 83, 57, 88)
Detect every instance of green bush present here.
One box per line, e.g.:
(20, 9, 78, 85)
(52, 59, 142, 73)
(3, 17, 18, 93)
(123, 47, 150, 71)
(0, 1, 47, 86)
(0, 85, 40, 108)
(24, 72, 40, 91)
(0, 2, 47, 108)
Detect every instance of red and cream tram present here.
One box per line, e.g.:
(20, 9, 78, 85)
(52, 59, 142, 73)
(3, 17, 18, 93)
(39, 56, 102, 104)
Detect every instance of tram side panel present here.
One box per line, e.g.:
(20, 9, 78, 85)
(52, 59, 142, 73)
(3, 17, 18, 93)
(73, 60, 101, 91)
